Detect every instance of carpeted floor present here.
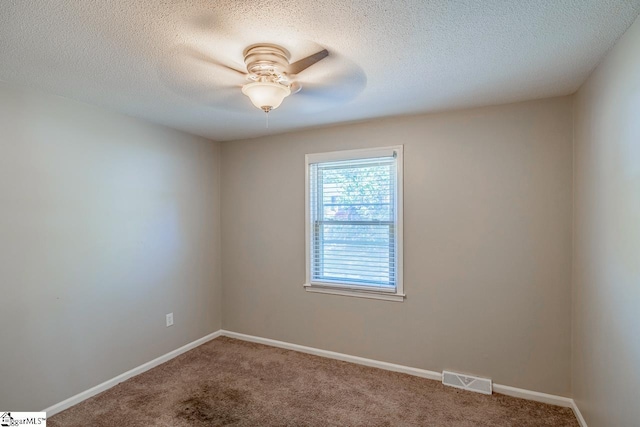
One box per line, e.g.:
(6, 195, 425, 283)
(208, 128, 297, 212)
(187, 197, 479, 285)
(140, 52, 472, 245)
(49, 337, 579, 426)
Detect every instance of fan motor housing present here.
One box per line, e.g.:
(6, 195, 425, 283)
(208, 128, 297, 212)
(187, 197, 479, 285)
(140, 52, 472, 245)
(243, 44, 290, 79)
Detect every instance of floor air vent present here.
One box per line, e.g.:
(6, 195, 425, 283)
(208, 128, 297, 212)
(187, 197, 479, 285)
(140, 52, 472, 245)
(442, 370, 492, 395)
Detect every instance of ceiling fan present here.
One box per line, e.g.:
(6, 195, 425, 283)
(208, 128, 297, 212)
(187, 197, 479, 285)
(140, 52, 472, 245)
(237, 44, 328, 113)
(162, 40, 366, 115)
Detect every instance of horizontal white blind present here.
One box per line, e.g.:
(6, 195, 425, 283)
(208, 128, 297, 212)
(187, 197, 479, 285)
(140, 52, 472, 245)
(309, 155, 397, 290)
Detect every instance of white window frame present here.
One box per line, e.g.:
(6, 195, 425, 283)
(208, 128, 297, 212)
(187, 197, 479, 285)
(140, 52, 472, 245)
(303, 146, 404, 302)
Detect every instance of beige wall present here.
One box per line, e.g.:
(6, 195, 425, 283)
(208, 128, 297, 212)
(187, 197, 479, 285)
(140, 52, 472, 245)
(221, 97, 574, 396)
(0, 84, 222, 411)
(3, 12, 637, 413)
(573, 16, 640, 427)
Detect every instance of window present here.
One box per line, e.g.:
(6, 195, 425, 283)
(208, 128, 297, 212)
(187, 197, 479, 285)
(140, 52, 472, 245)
(304, 146, 404, 302)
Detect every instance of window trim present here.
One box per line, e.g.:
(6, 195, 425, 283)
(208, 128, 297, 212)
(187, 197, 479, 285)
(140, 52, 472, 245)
(303, 146, 404, 302)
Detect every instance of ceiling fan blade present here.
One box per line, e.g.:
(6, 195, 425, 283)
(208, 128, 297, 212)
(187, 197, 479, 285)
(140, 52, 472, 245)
(288, 49, 329, 75)
(294, 81, 359, 103)
(282, 56, 367, 113)
(182, 45, 247, 78)
(157, 45, 255, 112)
(207, 86, 253, 110)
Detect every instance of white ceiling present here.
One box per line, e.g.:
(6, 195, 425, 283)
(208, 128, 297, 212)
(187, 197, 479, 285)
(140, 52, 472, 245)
(1, 1, 639, 141)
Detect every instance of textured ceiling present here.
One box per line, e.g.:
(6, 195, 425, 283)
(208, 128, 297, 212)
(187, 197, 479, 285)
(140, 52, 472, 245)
(1, 1, 639, 141)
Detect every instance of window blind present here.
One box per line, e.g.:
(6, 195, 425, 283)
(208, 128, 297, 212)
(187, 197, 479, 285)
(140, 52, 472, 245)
(308, 155, 398, 291)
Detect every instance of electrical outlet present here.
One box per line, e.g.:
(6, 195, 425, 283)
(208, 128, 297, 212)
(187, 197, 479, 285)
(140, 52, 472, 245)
(166, 312, 174, 327)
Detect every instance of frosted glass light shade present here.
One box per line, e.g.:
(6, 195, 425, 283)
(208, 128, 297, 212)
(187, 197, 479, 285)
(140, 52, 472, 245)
(242, 81, 291, 111)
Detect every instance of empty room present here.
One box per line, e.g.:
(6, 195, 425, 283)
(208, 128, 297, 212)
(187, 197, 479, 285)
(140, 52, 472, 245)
(1, 1, 639, 426)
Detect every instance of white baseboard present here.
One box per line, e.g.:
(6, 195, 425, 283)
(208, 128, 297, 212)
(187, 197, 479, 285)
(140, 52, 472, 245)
(42, 330, 222, 416)
(42, 328, 587, 427)
(491, 383, 572, 407)
(220, 330, 587, 426)
(571, 400, 588, 427)
(221, 330, 442, 381)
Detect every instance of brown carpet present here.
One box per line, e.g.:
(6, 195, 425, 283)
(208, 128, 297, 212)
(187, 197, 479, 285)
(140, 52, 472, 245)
(49, 337, 579, 426)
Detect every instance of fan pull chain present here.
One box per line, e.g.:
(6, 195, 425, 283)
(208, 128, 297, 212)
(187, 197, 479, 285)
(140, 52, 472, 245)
(265, 111, 269, 129)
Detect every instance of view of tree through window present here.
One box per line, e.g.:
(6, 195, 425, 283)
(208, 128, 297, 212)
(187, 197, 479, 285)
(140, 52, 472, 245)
(309, 157, 397, 289)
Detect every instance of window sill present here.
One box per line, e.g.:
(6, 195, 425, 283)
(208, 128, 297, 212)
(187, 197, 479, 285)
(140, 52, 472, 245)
(303, 284, 405, 302)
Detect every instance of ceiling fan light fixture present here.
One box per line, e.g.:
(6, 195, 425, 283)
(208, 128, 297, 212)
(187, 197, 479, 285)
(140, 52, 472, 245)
(241, 81, 291, 112)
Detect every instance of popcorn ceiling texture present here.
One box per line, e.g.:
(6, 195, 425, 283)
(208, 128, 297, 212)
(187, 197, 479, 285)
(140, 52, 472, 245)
(1, 0, 638, 141)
